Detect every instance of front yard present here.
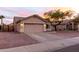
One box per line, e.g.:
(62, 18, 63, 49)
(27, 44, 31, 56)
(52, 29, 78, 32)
(0, 32, 39, 49)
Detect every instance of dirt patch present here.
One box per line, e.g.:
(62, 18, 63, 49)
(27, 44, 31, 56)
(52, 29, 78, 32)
(0, 32, 39, 49)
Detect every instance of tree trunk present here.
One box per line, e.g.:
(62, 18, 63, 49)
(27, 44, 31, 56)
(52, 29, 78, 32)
(53, 25, 57, 31)
(1, 19, 3, 31)
(50, 23, 57, 31)
(50, 23, 54, 31)
(50, 24, 57, 31)
(50, 21, 62, 31)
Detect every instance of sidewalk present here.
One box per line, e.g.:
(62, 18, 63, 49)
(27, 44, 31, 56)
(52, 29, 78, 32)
(0, 37, 79, 52)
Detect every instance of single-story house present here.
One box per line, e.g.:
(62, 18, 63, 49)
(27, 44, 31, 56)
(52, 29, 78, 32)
(56, 20, 76, 31)
(57, 20, 73, 31)
(13, 15, 47, 33)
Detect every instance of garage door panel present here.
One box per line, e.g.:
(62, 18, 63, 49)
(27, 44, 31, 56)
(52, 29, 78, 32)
(24, 24, 44, 33)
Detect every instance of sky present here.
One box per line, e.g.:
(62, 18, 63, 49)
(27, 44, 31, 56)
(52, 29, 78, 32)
(0, 7, 54, 24)
(0, 0, 79, 24)
(0, 7, 76, 24)
(0, 7, 52, 24)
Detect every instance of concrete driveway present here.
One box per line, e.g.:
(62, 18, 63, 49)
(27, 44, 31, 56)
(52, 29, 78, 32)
(26, 32, 64, 42)
(26, 31, 79, 42)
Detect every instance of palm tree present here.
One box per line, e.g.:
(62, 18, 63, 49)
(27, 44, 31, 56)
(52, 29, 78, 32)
(0, 15, 5, 31)
(44, 9, 73, 31)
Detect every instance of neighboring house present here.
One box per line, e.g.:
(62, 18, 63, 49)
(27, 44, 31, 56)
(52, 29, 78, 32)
(47, 20, 76, 31)
(3, 24, 8, 31)
(57, 20, 76, 31)
(44, 20, 74, 31)
(13, 15, 47, 33)
(72, 20, 79, 31)
(0, 23, 14, 32)
(57, 20, 72, 31)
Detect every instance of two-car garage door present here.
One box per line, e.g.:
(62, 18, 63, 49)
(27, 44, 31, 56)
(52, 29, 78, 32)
(24, 23, 44, 33)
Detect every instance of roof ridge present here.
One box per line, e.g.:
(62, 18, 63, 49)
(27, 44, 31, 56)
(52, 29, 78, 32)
(14, 14, 46, 23)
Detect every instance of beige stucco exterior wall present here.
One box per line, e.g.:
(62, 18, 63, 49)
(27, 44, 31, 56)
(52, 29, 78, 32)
(13, 17, 25, 32)
(16, 21, 24, 33)
(20, 22, 24, 32)
(16, 23, 20, 32)
(23, 17, 45, 24)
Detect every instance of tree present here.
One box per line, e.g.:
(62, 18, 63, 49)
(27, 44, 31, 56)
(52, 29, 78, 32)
(0, 15, 5, 31)
(44, 9, 73, 31)
(73, 14, 79, 22)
